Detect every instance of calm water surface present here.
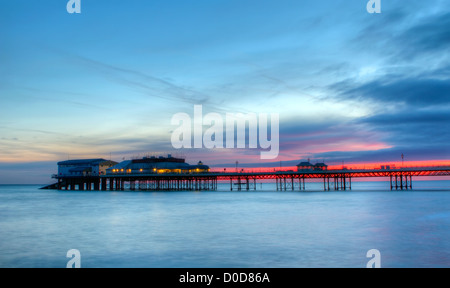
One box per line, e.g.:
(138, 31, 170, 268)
(0, 180, 449, 268)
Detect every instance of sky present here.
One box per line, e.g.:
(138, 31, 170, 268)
(0, 0, 449, 184)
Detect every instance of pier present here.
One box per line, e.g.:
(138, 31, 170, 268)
(48, 167, 450, 191)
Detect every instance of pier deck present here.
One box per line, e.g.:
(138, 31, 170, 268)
(49, 167, 450, 191)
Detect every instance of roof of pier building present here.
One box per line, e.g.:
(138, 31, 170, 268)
(297, 161, 314, 167)
(58, 159, 109, 166)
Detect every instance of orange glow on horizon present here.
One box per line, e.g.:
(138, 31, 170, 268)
(210, 159, 450, 173)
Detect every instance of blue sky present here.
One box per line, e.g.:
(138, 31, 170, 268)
(0, 0, 449, 183)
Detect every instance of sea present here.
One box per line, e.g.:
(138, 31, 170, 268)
(0, 180, 449, 268)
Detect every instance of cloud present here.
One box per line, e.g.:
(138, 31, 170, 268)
(360, 109, 450, 147)
(295, 108, 449, 165)
(332, 76, 450, 107)
(0, 161, 56, 184)
(71, 54, 210, 105)
(314, 145, 449, 165)
(395, 12, 450, 59)
(355, 7, 450, 62)
(319, 6, 450, 164)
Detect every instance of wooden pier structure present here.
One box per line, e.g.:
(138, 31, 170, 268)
(48, 167, 450, 191)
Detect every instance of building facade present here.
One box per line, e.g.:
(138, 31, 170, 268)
(106, 155, 210, 175)
(297, 161, 328, 172)
(57, 159, 118, 178)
